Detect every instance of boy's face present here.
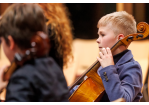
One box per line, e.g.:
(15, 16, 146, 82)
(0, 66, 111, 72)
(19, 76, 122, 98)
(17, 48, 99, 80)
(0, 37, 14, 62)
(96, 25, 118, 51)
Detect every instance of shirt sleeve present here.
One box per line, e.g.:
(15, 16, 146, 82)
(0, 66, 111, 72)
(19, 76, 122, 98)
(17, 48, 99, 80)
(5, 74, 34, 102)
(97, 61, 143, 102)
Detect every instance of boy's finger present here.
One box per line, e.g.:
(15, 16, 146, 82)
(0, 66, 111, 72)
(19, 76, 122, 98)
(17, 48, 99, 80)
(102, 48, 107, 55)
(97, 57, 102, 62)
(99, 52, 103, 59)
(106, 47, 111, 55)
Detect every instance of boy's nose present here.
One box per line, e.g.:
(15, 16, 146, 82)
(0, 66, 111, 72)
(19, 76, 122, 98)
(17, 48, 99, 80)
(96, 37, 100, 43)
(96, 39, 98, 43)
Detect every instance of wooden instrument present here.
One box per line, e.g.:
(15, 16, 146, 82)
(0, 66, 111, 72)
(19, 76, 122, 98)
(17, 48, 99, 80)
(69, 22, 149, 102)
(3, 31, 50, 81)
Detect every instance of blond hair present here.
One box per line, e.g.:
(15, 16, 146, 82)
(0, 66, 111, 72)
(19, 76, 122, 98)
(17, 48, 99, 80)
(97, 11, 137, 36)
(37, 3, 73, 68)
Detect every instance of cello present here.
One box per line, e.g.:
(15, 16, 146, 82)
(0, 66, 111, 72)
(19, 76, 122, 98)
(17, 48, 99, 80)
(69, 22, 149, 102)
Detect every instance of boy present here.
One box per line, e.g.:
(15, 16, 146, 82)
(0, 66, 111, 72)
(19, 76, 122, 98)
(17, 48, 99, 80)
(96, 11, 142, 102)
(70, 11, 143, 102)
(0, 3, 69, 101)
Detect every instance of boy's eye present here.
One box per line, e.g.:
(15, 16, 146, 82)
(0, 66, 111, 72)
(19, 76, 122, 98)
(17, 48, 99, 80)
(101, 34, 105, 36)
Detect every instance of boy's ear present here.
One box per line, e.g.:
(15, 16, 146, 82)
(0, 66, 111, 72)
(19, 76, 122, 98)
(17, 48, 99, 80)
(117, 34, 125, 40)
(8, 35, 15, 50)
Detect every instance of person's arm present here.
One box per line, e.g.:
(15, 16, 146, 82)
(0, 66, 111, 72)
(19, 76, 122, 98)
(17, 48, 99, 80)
(98, 63, 142, 102)
(0, 66, 8, 92)
(5, 67, 35, 102)
(97, 48, 142, 102)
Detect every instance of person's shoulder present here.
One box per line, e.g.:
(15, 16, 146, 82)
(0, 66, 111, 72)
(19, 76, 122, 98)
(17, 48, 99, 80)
(118, 50, 142, 72)
(37, 57, 61, 69)
(11, 62, 36, 77)
(35, 56, 56, 65)
(119, 59, 142, 76)
(117, 50, 134, 65)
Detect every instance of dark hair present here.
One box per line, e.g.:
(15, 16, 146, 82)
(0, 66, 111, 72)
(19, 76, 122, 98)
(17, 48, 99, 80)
(0, 3, 46, 50)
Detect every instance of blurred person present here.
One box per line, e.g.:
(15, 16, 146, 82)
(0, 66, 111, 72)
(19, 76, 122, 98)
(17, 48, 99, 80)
(0, 3, 69, 102)
(37, 3, 73, 70)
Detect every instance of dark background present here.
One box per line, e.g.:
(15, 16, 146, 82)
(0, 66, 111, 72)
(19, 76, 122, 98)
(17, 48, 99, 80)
(66, 3, 149, 39)
(66, 3, 116, 39)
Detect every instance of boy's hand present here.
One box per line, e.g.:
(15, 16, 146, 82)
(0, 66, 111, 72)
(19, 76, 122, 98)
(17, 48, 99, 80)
(0, 65, 9, 91)
(97, 47, 114, 68)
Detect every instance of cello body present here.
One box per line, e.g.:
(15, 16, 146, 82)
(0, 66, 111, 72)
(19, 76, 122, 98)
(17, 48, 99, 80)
(69, 62, 105, 102)
(69, 22, 149, 102)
